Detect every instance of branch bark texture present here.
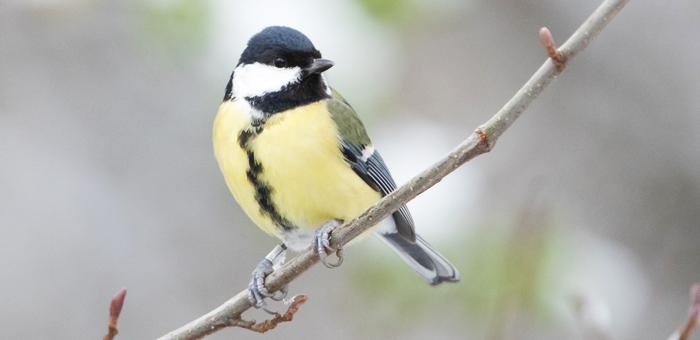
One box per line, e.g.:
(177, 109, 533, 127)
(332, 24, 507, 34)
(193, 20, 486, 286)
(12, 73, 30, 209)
(159, 0, 629, 338)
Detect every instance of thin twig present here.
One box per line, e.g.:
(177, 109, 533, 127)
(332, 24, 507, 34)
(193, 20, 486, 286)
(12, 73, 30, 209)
(103, 288, 127, 340)
(229, 295, 308, 333)
(158, 0, 629, 338)
(668, 283, 700, 340)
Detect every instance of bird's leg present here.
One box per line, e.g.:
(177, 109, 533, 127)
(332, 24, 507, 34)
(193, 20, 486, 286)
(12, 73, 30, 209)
(315, 219, 344, 268)
(248, 243, 288, 314)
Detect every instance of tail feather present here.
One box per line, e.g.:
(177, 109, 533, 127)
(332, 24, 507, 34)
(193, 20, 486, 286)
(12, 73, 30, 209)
(378, 232, 460, 285)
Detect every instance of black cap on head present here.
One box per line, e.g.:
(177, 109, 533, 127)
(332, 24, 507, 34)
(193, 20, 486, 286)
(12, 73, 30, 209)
(225, 26, 333, 113)
(239, 26, 321, 66)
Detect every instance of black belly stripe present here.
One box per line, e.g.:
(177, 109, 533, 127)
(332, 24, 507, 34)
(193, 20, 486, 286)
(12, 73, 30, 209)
(237, 127, 295, 231)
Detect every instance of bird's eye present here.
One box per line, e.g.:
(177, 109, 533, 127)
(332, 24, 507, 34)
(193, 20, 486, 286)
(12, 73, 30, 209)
(273, 58, 287, 68)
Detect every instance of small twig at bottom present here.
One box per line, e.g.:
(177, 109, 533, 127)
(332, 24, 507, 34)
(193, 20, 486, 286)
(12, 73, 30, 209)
(103, 288, 127, 340)
(230, 295, 308, 333)
(668, 283, 700, 340)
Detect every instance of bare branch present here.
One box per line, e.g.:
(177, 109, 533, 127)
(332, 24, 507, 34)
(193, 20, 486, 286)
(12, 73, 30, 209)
(668, 283, 700, 340)
(103, 288, 127, 340)
(158, 0, 629, 338)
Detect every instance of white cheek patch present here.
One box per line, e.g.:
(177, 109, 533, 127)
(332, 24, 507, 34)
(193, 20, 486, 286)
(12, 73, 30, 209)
(232, 62, 302, 98)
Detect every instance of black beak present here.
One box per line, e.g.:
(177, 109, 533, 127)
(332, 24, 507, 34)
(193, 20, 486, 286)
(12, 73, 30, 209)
(303, 58, 334, 77)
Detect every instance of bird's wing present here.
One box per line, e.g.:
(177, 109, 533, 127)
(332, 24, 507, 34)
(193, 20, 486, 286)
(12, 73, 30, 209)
(327, 88, 416, 242)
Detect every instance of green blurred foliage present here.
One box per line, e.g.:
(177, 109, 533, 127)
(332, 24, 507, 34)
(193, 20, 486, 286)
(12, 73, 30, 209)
(354, 0, 417, 25)
(138, 0, 210, 56)
(349, 217, 567, 331)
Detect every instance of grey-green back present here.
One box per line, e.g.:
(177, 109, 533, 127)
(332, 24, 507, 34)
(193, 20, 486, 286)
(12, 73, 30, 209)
(327, 88, 417, 243)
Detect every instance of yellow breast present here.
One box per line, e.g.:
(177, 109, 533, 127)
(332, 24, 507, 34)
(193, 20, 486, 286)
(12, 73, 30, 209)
(213, 99, 381, 238)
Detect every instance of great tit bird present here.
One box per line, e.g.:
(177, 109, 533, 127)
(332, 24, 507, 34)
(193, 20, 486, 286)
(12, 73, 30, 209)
(213, 26, 459, 308)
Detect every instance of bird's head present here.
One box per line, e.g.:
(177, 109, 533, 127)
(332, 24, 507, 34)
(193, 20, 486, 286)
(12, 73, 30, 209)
(225, 26, 334, 114)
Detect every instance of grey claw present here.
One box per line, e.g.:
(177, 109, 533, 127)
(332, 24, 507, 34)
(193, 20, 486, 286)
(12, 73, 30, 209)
(247, 259, 280, 314)
(315, 220, 344, 268)
(269, 286, 288, 301)
(323, 248, 344, 268)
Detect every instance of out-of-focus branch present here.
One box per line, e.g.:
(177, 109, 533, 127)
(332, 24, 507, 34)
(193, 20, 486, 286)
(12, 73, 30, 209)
(158, 0, 629, 338)
(668, 283, 700, 340)
(103, 288, 127, 340)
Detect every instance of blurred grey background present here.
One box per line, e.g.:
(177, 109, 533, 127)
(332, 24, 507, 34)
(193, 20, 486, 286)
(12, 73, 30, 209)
(1, 0, 698, 339)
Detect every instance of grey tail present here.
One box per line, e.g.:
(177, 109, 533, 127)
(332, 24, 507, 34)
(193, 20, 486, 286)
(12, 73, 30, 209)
(379, 233, 460, 285)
